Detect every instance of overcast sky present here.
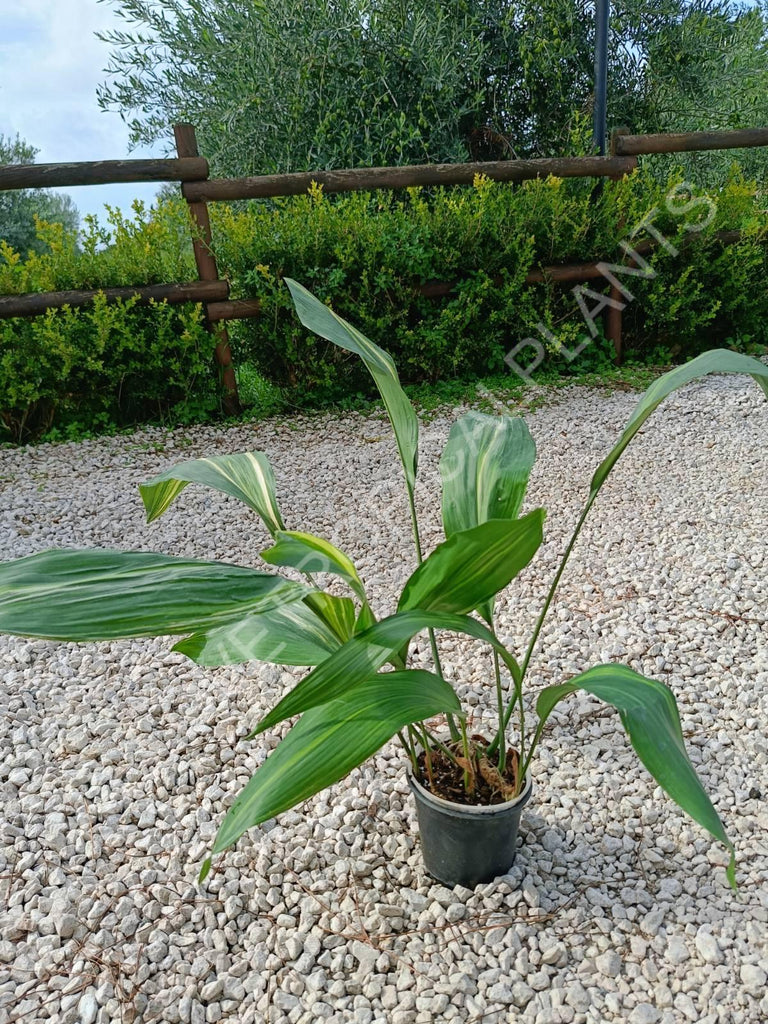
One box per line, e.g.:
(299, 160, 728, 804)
(0, 0, 166, 224)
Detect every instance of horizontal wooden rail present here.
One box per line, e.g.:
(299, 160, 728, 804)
(0, 157, 209, 191)
(0, 280, 228, 319)
(3, 231, 755, 323)
(417, 229, 755, 300)
(183, 155, 637, 203)
(207, 298, 263, 322)
(614, 128, 768, 156)
(418, 264, 609, 299)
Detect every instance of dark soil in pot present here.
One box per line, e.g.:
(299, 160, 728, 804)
(413, 739, 520, 805)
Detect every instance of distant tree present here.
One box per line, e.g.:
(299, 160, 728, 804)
(97, 0, 768, 177)
(0, 135, 80, 256)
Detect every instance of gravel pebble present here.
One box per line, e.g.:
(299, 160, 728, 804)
(695, 929, 725, 965)
(0, 373, 766, 1023)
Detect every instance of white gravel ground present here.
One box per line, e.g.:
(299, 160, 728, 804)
(0, 373, 767, 1024)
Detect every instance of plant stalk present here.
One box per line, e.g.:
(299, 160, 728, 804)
(407, 483, 460, 742)
(406, 485, 424, 565)
(493, 648, 506, 775)
(459, 717, 473, 792)
(398, 729, 419, 774)
(519, 498, 594, 683)
(501, 497, 597, 772)
(519, 716, 549, 783)
(421, 727, 463, 765)
(417, 721, 435, 789)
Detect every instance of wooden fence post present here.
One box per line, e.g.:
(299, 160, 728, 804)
(173, 123, 240, 415)
(605, 129, 634, 365)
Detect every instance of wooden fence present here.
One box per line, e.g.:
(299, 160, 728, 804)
(1, 124, 767, 413)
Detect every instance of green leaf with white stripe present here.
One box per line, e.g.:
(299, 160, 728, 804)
(303, 592, 356, 644)
(440, 411, 536, 622)
(355, 601, 377, 634)
(140, 451, 285, 536)
(262, 530, 366, 602)
(0, 549, 308, 640)
(173, 599, 344, 666)
(285, 279, 419, 492)
(398, 509, 544, 615)
(535, 665, 736, 889)
(440, 412, 536, 537)
(206, 670, 462, 865)
(590, 350, 768, 500)
(253, 609, 520, 736)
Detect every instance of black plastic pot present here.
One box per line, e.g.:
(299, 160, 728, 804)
(408, 770, 532, 888)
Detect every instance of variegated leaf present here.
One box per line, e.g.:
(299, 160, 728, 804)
(140, 451, 285, 535)
(203, 669, 462, 873)
(303, 592, 356, 644)
(440, 412, 536, 537)
(536, 665, 736, 888)
(398, 510, 544, 616)
(285, 279, 419, 492)
(262, 530, 366, 601)
(0, 549, 307, 640)
(173, 599, 344, 666)
(253, 608, 520, 736)
(591, 350, 768, 499)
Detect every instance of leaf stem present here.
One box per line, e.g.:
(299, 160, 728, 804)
(520, 498, 594, 682)
(416, 722, 435, 788)
(519, 714, 550, 783)
(398, 729, 419, 774)
(407, 484, 460, 742)
(422, 727, 462, 764)
(407, 486, 424, 564)
(501, 497, 595, 742)
(493, 648, 506, 775)
(459, 717, 473, 792)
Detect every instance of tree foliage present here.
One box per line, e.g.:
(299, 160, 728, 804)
(97, 0, 768, 175)
(0, 135, 80, 256)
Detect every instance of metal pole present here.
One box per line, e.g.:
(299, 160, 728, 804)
(593, 0, 610, 155)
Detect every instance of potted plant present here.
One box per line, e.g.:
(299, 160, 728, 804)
(1, 280, 765, 890)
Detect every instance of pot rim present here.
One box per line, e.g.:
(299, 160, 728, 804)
(408, 762, 533, 817)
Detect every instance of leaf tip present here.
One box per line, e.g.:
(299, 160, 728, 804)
(198, 857, 212, 884)
(244, 713, 272, 739)
(725, 846, 738, 894)
(138, 484, 159, 523)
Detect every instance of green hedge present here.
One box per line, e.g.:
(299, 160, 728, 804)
(212, 167, 768, 400)
(1, 169, 766, 442)
(0, 204, 217, 443)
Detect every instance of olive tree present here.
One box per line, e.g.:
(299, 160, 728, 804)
(96, 0, 767, 176)
(0, 135, 79, 256)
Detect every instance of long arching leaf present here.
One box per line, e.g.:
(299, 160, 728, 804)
(204, 670, 462, 872)
(285, 279, 419, 492)
(398, 509, 544, 615)
(0, 549, 307, 639)
(591, 350, 768, 499)
(140, 451, 285, 535)
(519, 349, 768, 679)
(173, 599, 344, 666)
(253, 608, 521, 735)
(535, 664, 736, 889)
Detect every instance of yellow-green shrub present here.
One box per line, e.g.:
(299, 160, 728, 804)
(212, 167, 768, 400)
(0, 202, 217, 442)
(1, 169, 765, 441)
